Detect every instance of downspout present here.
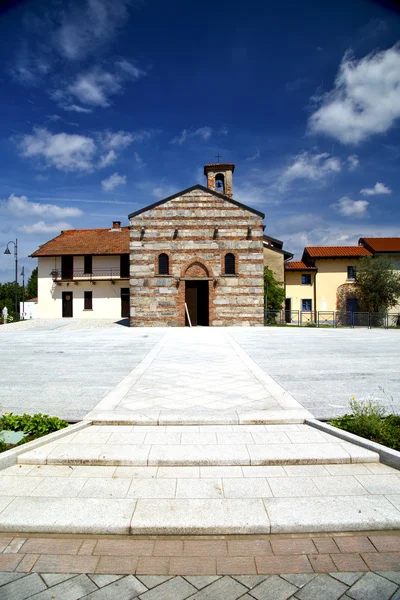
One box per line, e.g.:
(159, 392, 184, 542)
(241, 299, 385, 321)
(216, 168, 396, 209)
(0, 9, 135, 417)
(313, 270, 317, 324)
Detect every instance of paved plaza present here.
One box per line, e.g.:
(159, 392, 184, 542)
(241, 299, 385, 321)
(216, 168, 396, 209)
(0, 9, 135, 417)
(1, 319, 400, 596)
(1, 319, 399, 420)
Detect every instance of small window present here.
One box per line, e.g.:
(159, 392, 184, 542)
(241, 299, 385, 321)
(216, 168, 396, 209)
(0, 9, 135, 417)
(302, 299, 312, 311)
(84, 255, 92, 274)
(301, 273, 311, 285)
(84, 291, 92, 310)
(347, 266, 356, 280)
(158, 253, 169, 275)
(225, 253, 235, 275)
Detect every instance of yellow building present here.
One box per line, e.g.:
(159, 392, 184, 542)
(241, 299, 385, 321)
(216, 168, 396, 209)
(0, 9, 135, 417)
(285, 238, 400, 317)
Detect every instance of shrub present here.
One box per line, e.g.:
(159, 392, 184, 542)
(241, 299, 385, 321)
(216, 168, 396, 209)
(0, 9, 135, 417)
(0, 413, 68, 439)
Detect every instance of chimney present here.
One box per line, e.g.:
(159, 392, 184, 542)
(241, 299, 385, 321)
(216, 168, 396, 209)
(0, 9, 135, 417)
(112, 221, 121, 230)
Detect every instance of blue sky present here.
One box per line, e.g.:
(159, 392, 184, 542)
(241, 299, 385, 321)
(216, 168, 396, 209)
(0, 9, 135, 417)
(1, 0, 400, 282)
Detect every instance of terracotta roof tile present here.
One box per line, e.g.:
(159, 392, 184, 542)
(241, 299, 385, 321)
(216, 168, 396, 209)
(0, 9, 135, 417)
(285, 261, 316, 270)
(304, 246, 372, 258)
(360, 237, 400, 252)
(30, 227, 129, 257)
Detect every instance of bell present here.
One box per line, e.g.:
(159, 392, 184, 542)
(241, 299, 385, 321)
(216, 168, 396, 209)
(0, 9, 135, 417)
(216, 180, 223, 188)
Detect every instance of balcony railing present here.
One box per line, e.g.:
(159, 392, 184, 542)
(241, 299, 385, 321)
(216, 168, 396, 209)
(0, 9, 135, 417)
(265, 309, 400, 329)
(51, 269, 129, 282)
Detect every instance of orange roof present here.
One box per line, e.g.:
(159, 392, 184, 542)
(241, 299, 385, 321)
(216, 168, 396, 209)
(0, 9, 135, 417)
(359, 237, 400, 252)
(30, 227, 129, 257)
(285, 261, 316, 271)
(304, 246, 372, 258)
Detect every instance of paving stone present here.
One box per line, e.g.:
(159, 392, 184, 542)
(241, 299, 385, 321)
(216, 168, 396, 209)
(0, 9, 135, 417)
(249, 575, 298, 599)
(183, 540, 227, 556)
(361, 551, 400, 571)
(216, 556, 257, 574)
(227, 539, 272, 556)
(333, 536, 377, 554)
(271, 538, 317, 555)
(33, 554, 99, 573)
(346, 571, 398, 600)
(311, 537, 339, 554)
(377, 571, 400, 584)
(28, 573, 98, 600)
(0, 572, 26, 586)
(138, 575, 196, 600)
(20, 537, 83, 555)
(183, 575, 221, 589)
(280, 573, 316, 587)
(135, 575, 172, 588)
(231, 575, 269, 588)
(222, 478, 272, 498)
(329, 572, 364, 586)
(95, 556, 138, 574)
(369, 535, 400, 552)
(0, 572, 47, 600)
(169, 557, 217, 575)
(94, 539, 154, 556)
(308, 554, 337, 572)
(88, 574, 123, 587)
(15, 554, 40, 572)
(40, 573, 77, 586)
(0, 554, 24, 571)
(330, 554, 369, 572)
(255, 555, 313, 574)
(153, 540, 183, 556)
(84, 575, 147, 599)
(294, 573, 348, 600)
(185, 575, 248, 600)
(136, 557, 170, 575)
(176, 479, 223, 499)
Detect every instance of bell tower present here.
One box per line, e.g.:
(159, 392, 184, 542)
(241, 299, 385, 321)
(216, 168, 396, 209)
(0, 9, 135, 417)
(204, 162, 235, 198)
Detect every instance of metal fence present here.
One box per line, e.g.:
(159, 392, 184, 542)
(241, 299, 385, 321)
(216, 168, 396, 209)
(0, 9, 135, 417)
(265, 310, 400, 329)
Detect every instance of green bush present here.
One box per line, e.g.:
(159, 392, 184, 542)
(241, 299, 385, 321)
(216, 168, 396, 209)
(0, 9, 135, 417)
(330, 397, 400, 451)
(0, 413, 68, 439)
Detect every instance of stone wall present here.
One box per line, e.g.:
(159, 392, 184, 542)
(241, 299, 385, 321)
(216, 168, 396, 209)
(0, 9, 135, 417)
(129, 188, 264, 326)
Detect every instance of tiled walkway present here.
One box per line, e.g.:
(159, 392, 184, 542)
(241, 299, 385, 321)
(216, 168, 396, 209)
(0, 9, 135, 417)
(1, 533, 400, 598)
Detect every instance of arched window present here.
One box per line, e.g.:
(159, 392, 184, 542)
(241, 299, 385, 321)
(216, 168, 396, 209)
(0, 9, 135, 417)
(158, 253, 169, 275)
(225, 253, 235, 275)
(215, 173, 225, 193)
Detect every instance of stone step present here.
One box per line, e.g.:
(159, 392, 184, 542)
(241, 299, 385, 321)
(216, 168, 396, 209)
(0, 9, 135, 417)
(1, 462, 400, 535)
(17, 424, 379, 467)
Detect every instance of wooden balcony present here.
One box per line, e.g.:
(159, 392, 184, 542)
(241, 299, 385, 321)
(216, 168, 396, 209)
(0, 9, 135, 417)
(51, 269, 129, 282)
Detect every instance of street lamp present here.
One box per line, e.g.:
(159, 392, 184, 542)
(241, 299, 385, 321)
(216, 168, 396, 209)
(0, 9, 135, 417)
(4, 239, 18, 316)
(21, 266, 25, 320)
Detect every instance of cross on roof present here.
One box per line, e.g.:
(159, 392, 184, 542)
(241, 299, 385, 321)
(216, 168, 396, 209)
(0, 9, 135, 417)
(215, 153, 222, 162)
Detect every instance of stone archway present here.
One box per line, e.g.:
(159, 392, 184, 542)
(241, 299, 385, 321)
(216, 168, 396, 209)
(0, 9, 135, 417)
(184, 261, 209, 278)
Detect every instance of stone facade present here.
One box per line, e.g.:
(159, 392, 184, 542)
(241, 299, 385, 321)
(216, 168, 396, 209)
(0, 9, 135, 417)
(129, 185, 265, 327)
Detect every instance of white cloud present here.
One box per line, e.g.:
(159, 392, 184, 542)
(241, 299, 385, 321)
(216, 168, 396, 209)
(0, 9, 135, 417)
(100, 130, 134, 149)
(18, 221, 72, 234)
(68, 69, 121, 107)
(54, 0, 130, 61)
(116, 60, 145, 79)
(18, 127, 96, 172)
(347, 155, 359, 171)
(4, 194, 82, 219)
(282, 151, 341, 183)
(101, 172, 127, 192)
(151, 185, 176, 199)
(247, 150, 260, 161)
(63, 104, 93, 113)
(309, 45, 400, 144)
(360, 182, 392, 196)
(171, 126, 212, 145)
(99, 149, 117, 168)
(133, 152, 145, 168)
(332, 196, 369, 217)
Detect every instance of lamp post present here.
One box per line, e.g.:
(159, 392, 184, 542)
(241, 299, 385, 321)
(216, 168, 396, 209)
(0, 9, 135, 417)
(4, 239, 18, 316)
(21, 266, 25, 320)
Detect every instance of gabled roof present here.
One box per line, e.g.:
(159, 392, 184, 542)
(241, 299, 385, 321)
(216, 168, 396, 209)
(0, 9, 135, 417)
(30, 227, 129, 257)
(128, 184, 265, 219)
(303, 246, 372, 259)
(285, 261, 317, 271)
(359, 237, 400, 253)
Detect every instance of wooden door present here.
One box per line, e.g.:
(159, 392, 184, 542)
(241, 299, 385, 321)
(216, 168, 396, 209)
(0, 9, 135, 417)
(62, 291, 73, 317)
(185, 284, 197, 326)
(121, 288, 130, 318)
(61, 256, 73, 280)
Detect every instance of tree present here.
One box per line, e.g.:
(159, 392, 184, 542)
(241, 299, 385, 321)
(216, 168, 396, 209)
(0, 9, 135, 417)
(264, 266, 285, 318)
(26, 267, 38, 300)
(354, 256, 400, 312)
(0, 281, 23, 320)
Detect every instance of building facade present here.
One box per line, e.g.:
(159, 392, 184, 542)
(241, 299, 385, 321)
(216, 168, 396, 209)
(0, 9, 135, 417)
(285, 238, 400, 315)
(129, 164, 265, 327)
(31, 163, 272, 326)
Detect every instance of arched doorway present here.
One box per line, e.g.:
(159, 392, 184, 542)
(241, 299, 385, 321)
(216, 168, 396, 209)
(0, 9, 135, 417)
(184, 262, 209, 326)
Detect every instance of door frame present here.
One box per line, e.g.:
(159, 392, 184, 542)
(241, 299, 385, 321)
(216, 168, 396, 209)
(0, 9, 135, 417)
(62, 291, 73, 318)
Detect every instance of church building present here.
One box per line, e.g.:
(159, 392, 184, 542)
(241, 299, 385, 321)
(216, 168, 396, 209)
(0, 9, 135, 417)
(30, 163, 274, 326)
